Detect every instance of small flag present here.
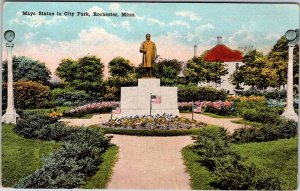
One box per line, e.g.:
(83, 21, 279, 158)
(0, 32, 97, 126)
(151, 95, 161, 104)
(112, 107, 121, 114)
(192, 104, 202, 113)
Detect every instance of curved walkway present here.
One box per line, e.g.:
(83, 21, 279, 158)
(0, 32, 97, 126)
(107, 134, 193, 189)
(180, 113, 243, 133)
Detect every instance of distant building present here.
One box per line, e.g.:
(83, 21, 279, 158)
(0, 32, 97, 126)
(202, 36, 250, 94)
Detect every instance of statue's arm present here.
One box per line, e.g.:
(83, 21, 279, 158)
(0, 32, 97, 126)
(140, 42, 145, 53)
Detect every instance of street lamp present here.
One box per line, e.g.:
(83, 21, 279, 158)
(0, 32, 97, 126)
(2, 30, 18, 124)
(282, 29, 299, 121)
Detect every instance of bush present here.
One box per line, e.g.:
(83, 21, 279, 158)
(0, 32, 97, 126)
(213, 158, 281, 190)
(231, 118, 297, 143)
(51, 87, 97, 106)
(178, 85, 228, 102)
(2, 81, 52, 110)
(241, 107, 281, 124)
(193, 126, 281, 190)
(237, 89, 286, 100)
(14, 113, 111, 188)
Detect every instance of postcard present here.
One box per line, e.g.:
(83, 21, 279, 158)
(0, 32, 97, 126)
(1, 1, 299, 190)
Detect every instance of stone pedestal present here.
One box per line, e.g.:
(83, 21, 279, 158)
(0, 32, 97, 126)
(117, 78, 179, 117)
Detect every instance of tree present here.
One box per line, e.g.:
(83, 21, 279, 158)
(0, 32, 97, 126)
(104, 57, 138, 101)
(108, 57, 135, 77)
(185, 57, 228, 85)
(153, 59, 182, 86)
(231, 50, 279, 89)
(55, 55, 104, 93)
(2, 56, 51, 84)
(268, 36, 299, 86)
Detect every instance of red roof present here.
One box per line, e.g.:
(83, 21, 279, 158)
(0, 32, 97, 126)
(203, 44, 243, 62)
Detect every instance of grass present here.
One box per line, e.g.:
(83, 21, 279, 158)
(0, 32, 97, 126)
(182, 146, 216, 190)
(233, 137, 298, 190)
(90, 124, 219, 136)
(81, 145, 118, 189)
(24, 106, 73, 114)
(202, 112, 240, 119)
(2, 124, 61, 187)
(231, 119, 262, 127)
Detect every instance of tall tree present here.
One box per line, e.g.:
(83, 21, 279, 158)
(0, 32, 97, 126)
(153, 59, 182, 86)
(268, 36, 299, 86)
(185, 57, 228, 85)
(55, 55, 104, 93)
(108, 57, 135, 77)
(2, 56, 51, 85)
(231, 50, 279, 89)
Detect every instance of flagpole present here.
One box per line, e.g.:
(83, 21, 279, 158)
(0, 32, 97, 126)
(192, 101, 194, 120)
(150, 93, 152, 116)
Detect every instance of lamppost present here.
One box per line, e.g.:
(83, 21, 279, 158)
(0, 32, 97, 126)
(282, 29, 299, 121)
(2, 30, 18, 124)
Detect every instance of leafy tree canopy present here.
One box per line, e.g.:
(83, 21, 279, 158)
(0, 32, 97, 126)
(55, 55, 104, 93)
(108, 57, 135, 77)
(2, 56, 51, 84)
(153, 59, 182, 86)
(185, 57, 228, 85)
(268, 36, 299, 85)
(231, 50, 279, 89)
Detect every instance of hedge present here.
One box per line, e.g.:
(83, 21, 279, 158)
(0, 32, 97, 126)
(13, 113, 111, 188)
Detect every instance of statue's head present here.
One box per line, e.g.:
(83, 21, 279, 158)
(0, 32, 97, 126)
(145, 34, 151, 40)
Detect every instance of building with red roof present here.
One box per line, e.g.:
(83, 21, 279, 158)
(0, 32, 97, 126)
(200, 36, 250, 94)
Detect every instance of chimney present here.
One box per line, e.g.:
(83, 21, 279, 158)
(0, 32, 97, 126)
(194, 45, 197, 57)
(217, 36, 222, 44)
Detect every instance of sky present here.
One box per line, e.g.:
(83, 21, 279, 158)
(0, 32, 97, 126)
(2, 2, 299, 79)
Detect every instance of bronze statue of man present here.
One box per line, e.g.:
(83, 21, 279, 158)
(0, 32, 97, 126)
(140, 34, 157, 77)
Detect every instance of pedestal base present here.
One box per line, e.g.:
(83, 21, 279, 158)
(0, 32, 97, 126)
(119, 78, 179, 118)
(2, 112, 19, 124)
(282, 111, 298, 122)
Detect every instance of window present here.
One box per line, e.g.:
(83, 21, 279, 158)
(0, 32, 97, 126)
(235, 63, 239, 69)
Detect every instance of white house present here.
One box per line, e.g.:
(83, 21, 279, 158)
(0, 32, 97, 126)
(202, 36, 250, 94)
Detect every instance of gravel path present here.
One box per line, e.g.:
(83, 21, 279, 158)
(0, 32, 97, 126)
(107, 135, 194, 190)
(180, 113, 243, 133)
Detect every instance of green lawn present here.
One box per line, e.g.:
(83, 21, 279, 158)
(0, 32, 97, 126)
(182, 146, 216, 190)
(233, 137, 298, 190)
(2, 124, 61, 187)
(182, 137, 297, 190)
(81, 145, 118, 189)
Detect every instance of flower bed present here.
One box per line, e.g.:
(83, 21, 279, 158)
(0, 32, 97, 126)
(178, 101, 234, 116)
(102, 114, 206, 130)
(64, 101, 119, 117)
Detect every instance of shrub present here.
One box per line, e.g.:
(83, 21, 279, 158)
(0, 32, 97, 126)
(213, 158, 281, 190)
(193, 126, 281, 190)
(231, 118, 297, 143)
(178, 85, 228, 102)
(51, 87, 98, 106)
(227, 95, 267, 115)
(2, 81, 51, 110)
(237, 89, 286, 100)
(14, 113, 111, 188)
(241, 107, 281, 124)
